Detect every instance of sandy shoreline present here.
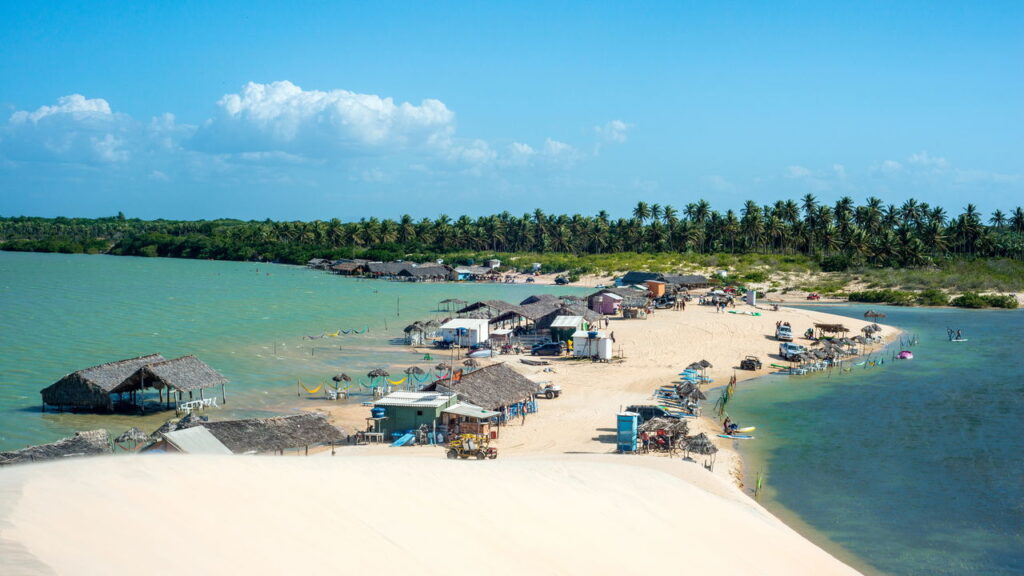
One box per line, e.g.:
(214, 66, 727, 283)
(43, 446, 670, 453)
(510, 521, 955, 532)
(0, 299, 892, 575)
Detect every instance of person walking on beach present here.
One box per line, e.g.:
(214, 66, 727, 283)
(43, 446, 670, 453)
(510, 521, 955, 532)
(521, 401, 528, 424)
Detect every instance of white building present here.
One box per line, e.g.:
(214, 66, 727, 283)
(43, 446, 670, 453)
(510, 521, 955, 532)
(438, 318, 491, 347)
(571, 329, 613, 360)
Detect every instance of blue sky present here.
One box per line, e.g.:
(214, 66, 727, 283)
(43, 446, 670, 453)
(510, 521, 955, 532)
(1, 1, 1021, 221)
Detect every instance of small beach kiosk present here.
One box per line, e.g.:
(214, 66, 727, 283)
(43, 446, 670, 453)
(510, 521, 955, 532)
(438, 318, 490, 347)
(571, 330, 613, 360)
(372, 391, 459, 438)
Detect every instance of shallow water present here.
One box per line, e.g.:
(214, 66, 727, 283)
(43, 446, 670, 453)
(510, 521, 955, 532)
(727, 304, 1024, 576)
(0, 252, 586, 449)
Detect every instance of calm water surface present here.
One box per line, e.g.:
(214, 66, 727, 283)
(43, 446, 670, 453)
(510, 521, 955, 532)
(0, 252, 586, 449)
(728, 304, 1024, 576)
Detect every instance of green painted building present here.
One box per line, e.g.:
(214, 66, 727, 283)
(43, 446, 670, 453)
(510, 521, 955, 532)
(373, 391, 459, 437)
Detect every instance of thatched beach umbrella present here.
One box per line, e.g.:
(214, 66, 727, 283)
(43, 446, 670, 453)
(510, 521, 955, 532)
(435, 362, 451, 372)
(685, 432, 719, 455)
(367, 368, 390, 379)
(463, 358, 480, 368)
(404, 366, 425, 375)
(332, 373, 352, 383)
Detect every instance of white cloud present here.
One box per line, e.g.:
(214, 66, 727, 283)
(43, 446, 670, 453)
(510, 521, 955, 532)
(832, 163, 847, 179)
(878, 160, 903, 174)
(9, 94, 112, 124)
(907, 151, 948, 169)
(786, 165, 811, 178)
(595, 120, 632, 144)
(202, 81, 455, 152)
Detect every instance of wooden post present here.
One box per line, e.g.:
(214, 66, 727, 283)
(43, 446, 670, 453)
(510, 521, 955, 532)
(221, 382, 226, 404)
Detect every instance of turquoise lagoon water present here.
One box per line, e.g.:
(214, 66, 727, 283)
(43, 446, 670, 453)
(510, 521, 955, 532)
(727, 304, 1024, 576)
(0, 252, 587, 450)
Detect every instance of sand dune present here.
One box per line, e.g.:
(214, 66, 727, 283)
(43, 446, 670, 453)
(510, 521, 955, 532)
(0, 454, 861, 576)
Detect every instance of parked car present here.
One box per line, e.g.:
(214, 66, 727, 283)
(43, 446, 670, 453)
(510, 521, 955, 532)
(807, 292, 821, 300)
(554, 276, 570, 285)
(624, 405, 687, 423)
(779, 342, 806, 361)
(531, 342, 565, 356)
(739, 355, 762, 370)
(775, 324, 793, 341)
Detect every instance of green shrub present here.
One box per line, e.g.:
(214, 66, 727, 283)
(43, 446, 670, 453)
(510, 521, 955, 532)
(952, 293, 1018, 309)
(848, 289, 916, 306)
(916, 289, 949, 307)
(820, 254, 851, 272)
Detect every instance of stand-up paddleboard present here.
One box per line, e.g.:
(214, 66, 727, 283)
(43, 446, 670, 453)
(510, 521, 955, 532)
(717, 434, 755, 440)
(951, 338, 968, 342)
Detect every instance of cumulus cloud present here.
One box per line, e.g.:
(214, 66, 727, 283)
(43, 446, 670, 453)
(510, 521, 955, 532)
(1, 83, 604, 194)
(196, 81, 455, 154)
(595, 120, 632, 144)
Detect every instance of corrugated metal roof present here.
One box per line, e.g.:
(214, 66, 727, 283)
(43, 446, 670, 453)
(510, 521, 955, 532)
(550, 315, 584, 328)
(374, 392, 457, 408)
(162, 426, 233, 455)
(443, 402, 500, 419)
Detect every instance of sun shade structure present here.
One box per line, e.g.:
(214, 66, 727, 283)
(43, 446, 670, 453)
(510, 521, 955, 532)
(0, 429, 112, 466)
(159, 426, 233, 455)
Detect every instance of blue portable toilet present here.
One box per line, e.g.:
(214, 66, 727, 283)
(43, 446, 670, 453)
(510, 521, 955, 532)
(617, 411, 639, 453)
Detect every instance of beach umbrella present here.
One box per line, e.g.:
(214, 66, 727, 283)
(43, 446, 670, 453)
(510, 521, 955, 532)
(684, 433, 719, 455)
(404, 366, 425, 375)
(687, 362, 703, 371)
(367, 368, 390, 378)
(699, 359, 713, 368)
(463, 358, 480, 368)
(332, 373, 352, 383)
(435, 362, 451, 371)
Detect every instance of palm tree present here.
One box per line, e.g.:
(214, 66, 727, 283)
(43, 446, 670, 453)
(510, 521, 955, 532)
(632, 201, 651, 224)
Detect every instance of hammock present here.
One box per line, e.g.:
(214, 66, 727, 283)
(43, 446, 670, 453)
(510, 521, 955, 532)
(386, 377, 407, 385)
(299, 380, 323, 394)
(303, 333, 325, 340)
(358, 379, 378, 389)
(413, 373, 433, 382)
(325, 330, 340, 337)
(339, 326, 370, 335)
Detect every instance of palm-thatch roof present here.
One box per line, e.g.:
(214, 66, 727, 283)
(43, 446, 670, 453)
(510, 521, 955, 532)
(332, 373, 352, 382)
(424, 363, 539, 410)
(639, 417, 689, 435)
(40, 354, 167, 410)
(463, 358, 480, 368)
(127, 355, 228, 393)
(520, 294, 560, 306)
(675, 382, 706, 401)
(0, 429, 112, 466)
(814, 323, 849, 334)
(115, 427, 151, 443)
(177, 413, 344, 454)
(367, 368, 390, 378)
(457, 300, 517, 316)
(404, 366, 425, 375)
(684, 432, 718, 455)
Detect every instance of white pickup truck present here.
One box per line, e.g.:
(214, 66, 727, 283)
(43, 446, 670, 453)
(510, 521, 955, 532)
(775, 324, 793, 341)
(779, 342, 806, 361)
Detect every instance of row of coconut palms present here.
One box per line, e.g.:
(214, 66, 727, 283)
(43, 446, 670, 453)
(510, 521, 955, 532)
(2, 196, 1023, 266)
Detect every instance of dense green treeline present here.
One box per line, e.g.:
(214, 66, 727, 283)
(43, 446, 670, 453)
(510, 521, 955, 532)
(2, 196, 1024, 272)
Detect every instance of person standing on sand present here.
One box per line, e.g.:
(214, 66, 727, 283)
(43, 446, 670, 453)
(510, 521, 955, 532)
(521, 401, 527, 424)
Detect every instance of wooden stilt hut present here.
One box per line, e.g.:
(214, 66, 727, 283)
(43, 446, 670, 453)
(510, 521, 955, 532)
(40, 354, 166, 412)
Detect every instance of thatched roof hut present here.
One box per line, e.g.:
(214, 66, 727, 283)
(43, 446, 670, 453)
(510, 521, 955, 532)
(0, 429, 112, 466)
(424, 363, 539, 411)
(178, 413, 344, 454)
(457, 300, 517, 317)
(40, 354, 167, 412)
(124, 355, 228, 395)
(520, 294, 560, 306)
